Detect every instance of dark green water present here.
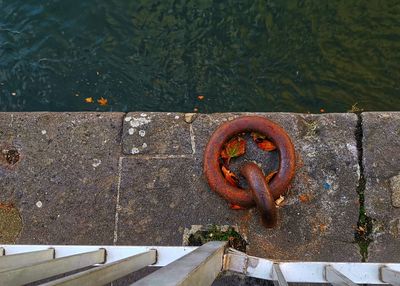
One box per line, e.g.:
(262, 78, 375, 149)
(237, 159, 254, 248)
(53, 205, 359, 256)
(1, 1, 399, 112)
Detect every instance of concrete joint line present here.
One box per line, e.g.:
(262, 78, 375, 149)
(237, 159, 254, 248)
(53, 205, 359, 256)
(113, 157, 124, 245)
(189, 124, 196, 155)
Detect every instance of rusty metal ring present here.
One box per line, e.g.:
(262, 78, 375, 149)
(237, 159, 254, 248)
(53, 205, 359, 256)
(203, 116, 296, 209)
(241, 162, 277, 228)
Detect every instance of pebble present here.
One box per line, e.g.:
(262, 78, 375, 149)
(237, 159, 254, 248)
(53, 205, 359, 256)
(184, 113, 197, 124)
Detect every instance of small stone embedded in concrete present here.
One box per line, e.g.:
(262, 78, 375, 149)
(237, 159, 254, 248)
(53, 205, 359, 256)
(390, 174, 400, 208)
(92, 159, 102, 168)
(122, 112, 192, 155)
(41, 130, 47, 135)
(36, 201, 43, 208)
(363, 112, 400, 262)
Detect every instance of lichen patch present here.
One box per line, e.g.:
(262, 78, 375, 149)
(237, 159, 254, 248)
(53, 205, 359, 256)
(130, 117, 151, 128)
(0, 203, 22, 243)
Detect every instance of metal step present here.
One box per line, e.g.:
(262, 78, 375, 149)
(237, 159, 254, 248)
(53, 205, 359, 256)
(0, 243, 399, 286)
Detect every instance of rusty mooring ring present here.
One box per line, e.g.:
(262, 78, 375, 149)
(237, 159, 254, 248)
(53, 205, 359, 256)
(203, 116, 296, 226)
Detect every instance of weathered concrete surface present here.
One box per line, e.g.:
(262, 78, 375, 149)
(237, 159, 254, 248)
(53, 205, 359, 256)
(192, 113, 360, 261)
(119, 112, 361, 262)
(363, 112, 400, 262)
(117, 157, 242, 246)
(0, 112, 124, 244)
(2, 111, 399, 268)
(122, 112, 193, 155)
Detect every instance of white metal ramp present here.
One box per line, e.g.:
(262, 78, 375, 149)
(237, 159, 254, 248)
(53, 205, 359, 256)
(0, 242, 399, 285)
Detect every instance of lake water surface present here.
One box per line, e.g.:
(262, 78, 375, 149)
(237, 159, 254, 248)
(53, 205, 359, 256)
(1, 1, 399, 112)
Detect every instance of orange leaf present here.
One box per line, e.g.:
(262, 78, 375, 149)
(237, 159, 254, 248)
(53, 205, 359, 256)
(229, 203, 245, 210)
(221, 166, 239, 187)
(221, 136, 246, 163)
(256, 140, 276, 151)
(197, 95, 204, 100)
(265, 170, 278, 183)
(97, 97, 108, 106)
(85, 97, 94, 103)
(299, 194, 310, 203)
(251, 132, 276, 152)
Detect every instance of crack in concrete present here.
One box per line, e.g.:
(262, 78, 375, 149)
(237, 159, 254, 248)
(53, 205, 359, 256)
(122, 154, 194, 159)
(354, 112, 373, 262)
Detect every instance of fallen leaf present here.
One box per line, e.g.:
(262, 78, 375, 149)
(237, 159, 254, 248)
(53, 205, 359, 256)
(299, 194, 310, 203)
(197, 95, 204, 100)
(250, 132, 266, 142)
(85, 97, 94, 103)
(229, 203, 245, 210)
(320, 108, 325, 113)
(250, 132, 276, 152)
(97, 97, 108, 106)
(265, 170, 278, 183)
(357, 225, 365, 235)
(221, 136, 246, 163)
(256, 140, 276, 152)
(275, 195, 285, 206)
(221, 166, 239, 186)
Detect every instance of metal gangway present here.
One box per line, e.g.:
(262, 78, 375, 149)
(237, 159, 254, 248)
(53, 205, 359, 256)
(0, 242, 399, 285)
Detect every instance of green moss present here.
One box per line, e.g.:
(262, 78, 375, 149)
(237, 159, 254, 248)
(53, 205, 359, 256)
(188, 225, 247, 252)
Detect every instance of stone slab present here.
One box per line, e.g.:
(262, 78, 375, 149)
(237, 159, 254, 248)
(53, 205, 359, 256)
(363, 112, 400, 262)
(193, 113, 361, 261)
(118, 113, 361, 261)
(117, 157, 241, 246)
(122, 112, 193, 155)
(0, 112, 123, 244)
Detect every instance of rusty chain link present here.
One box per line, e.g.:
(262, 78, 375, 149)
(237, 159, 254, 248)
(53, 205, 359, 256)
(203, 116, 296, 228)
